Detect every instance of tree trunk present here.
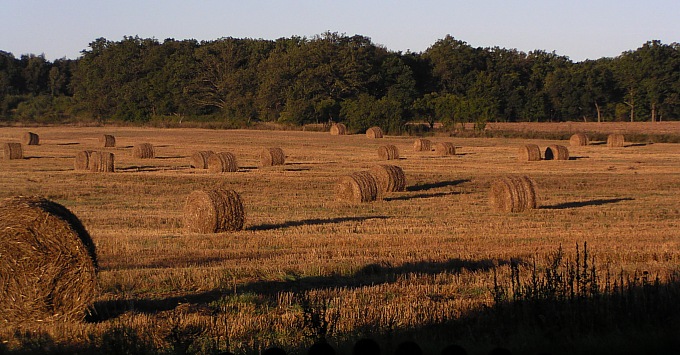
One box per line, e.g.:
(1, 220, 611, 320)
(595, 102, 601, 123)
(651, 102, 657, 122)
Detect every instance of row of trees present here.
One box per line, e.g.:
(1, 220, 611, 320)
(1, 33, 679, 132)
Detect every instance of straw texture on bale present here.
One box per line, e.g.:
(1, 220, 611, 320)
(377, 144, 400, 160)
(413, 138, 432, 152)
(369, 164, 406, 195)
(489, 175, 538, 213)
(208, 152, 238, 173)
(330, 123, 347, 135)
(3, 142, 23, 160)
(366, 126, 384, 138)
(99, 134, 116, 148)
(190, 150, 215, 169)
(518, 144, 541, 161)
(74, 150, 94, 171)
(544, 145, 570, 160)
(0, 196, 98, 323)
(434, 142, 456, 156)
(89, 151, 115, 172)
(569, 133, 589, 146)
(260, 147, 285, 167)
(336, 171, 380, 203)
(183, 189, 245, 233)
(23, 132, 39, 145)
(133, 143, 155, 159)
(607, 133, 625, 148)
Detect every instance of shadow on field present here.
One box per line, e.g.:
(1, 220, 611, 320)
(568, 156, 589, 160)
(117, 165, 190, 172)
(55, 142, 80, 146)
(541, 197, 634, 210)
(156, 155, 187, 159)
(406, 179, 470, 192)
(86, 257, 510, 323)
(385, 191, 460, 201)
(248, 215, 389, 231)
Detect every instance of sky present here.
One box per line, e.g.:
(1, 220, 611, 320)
(1, 0, 679, 62)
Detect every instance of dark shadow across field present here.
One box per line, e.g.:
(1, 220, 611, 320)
(248, 215, 388, 231)
(541, 197, 633, 209)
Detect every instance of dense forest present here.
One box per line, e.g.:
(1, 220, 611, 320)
(1, 33, 679, 132)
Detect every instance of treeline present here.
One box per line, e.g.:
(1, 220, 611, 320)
(1, 33, 679, 132)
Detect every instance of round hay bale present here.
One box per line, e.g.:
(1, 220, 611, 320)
(330, 123, 347, 136)
(3, 142, 23, 160)
(434, 142, 456, 156)
(377, 144, 400, 160)
(190, 150, 216, 169)
(366, 126, 384, 138)
(22, 132, 39, 145)
(569, 133, 589, 147)
(336, 171, 380, 203)
(544, 145, 570, 160)
(489, 175, 538, 213)
(99, 134, 116, 148)
(607, 133, 625, 148)
(132, 143, 155, 159)
(518, 144, 541, 161)
(74, 150, 95, 171)
(183, 189, 245, 233)
(208, 152, 238, 173)
(260, 147, 285, 167)
(369, 164, 406, 195)
(89, 151, 115, 173)
(413, 138, 432, 152)
(0, 196, 98, 323)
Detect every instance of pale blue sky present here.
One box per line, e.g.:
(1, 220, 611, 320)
(1, 0, 678, 62)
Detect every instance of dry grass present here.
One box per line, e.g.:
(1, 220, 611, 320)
(99, 134, 116, 148)
(607, 133, 626, 148)
(0, 125, 679, 353)
(366, 127, 384, 138)
(377, 144, 399, 160)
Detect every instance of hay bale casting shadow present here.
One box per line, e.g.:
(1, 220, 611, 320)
(489, 175, 538, 212)
(0, 196, 98, 323)
(336, 171, 379, 203)
(183, 189, 245, 233)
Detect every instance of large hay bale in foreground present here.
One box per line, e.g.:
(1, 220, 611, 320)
(208, 152, 238, 173)
(74, 150, 95, 171)
(489, 175, 538, 213)
(183, 189, 245, 233)
(23, 132, 39, 145)
(369, 164, 406, 195)
(133, 143, 155, 159)
(377, 144, 400, 160)
(607, 133, 625, 148)
(89, 151, 115, 172)
(190, 150, 216, 169)
(99, 134, 116, 148)
(544, 145, 570, 160)
(336, 171, 380, 203)
(0, 196, 98, 323)
(434, 142, 456, 156)
(3, 143, 23, 160)
(569, 133, 589, 147)
(518, 144, 541, 161)
(260, 147, 285, 167)
(413, 138, 432, 152)
(366, 126, 384, 138)
(330, 123, 347, 136)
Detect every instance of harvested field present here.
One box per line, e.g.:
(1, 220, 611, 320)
(0, 125, 679, 354)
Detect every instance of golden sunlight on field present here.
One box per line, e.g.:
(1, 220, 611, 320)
(1, 126, 679, 354)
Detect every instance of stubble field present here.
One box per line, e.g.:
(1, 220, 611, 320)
(1, 125, 679, 354)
